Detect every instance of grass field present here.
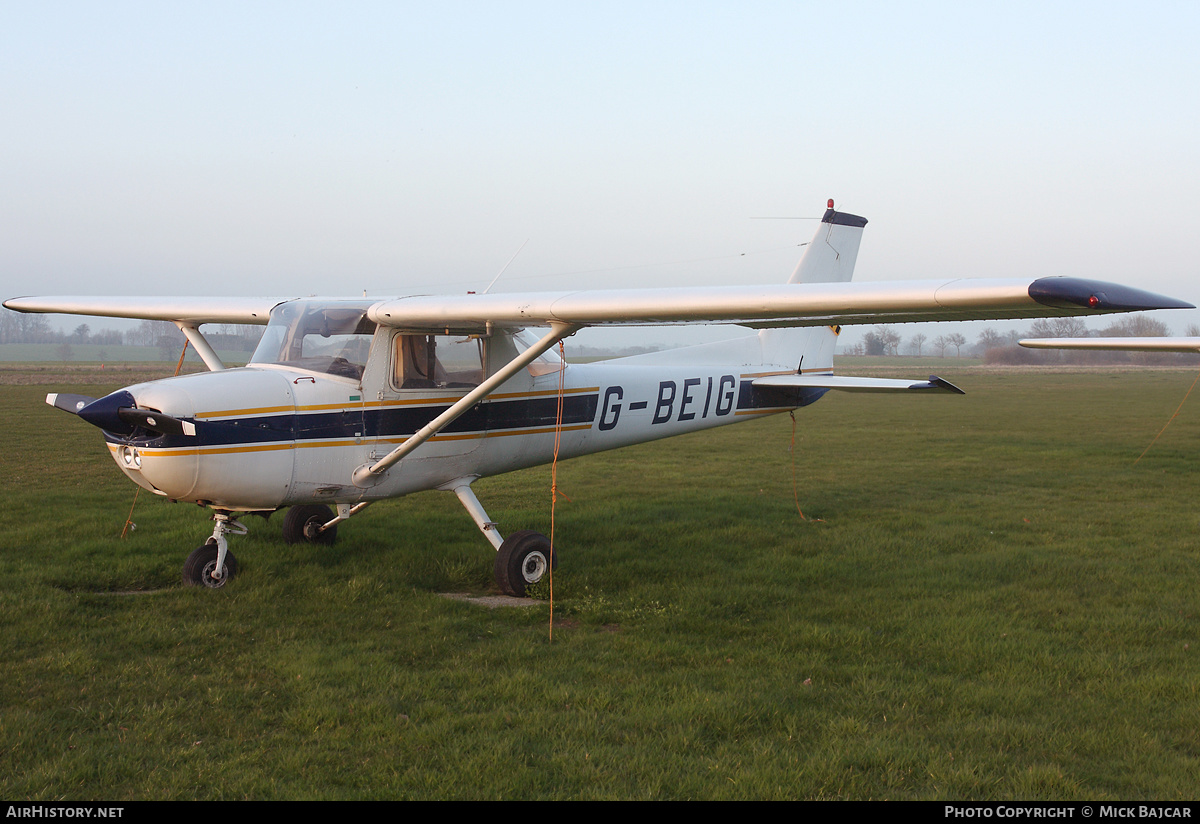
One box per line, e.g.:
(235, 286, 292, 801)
(2, 364, 1198, 799)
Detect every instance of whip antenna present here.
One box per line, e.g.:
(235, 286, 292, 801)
(482, 239, 530, 295)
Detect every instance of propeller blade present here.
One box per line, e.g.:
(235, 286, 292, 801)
(46, 393, 98, 414)
(116, 407, 196, 437)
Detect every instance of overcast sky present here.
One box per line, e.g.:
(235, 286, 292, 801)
(3, 1, 1198, 345)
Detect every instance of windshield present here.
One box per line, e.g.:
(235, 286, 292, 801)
(250, 301, 377, 380)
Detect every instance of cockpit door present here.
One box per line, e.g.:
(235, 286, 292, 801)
(370, 331, 490, 467)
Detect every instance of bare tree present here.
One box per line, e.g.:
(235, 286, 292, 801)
(127, 319, 180, 347)
(882, 327, 901, 355)
(932, 335, 949, 357)
(0, 310, 54, 344)
(910, 333, 927, 356)
(863, 325, 904, 356)
(862, 330, 887, 356)
(1101, 315, 1170, 337)
(1028, 317, 1090, 339)
(947, 332, 967, 357)
(977, 327, 1004, 353)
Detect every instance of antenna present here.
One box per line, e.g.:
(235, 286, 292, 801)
(482, 239, 530, 295)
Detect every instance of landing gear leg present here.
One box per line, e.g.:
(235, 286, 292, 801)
(183, 512, 245, 588)
(447, 479, 554, 597)
(451, 482, 504, 550)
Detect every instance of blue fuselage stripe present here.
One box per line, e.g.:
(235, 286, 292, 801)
(112, 393, 601, 448)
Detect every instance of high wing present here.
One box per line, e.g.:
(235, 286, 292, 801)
(368, 277, 1189, 330)
(1, 296, 284, 325)
(5, 277, 1190, 332)
(1020, 337, 1200, 353)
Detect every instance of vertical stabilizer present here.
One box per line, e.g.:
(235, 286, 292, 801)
(760, 200, 868, 370)
(788, 200, 868, 284)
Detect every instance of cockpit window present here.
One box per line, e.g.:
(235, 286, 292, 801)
(394, 334, 485, 389)
(250, 301, 377, 381)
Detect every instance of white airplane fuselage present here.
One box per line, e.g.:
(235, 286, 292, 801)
(103, 328, 823, 511)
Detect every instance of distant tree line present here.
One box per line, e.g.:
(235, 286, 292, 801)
(1, 310, 263, 358)
(1, 311, 261, 348)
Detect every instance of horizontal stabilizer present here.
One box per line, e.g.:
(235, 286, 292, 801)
(1020, 337, 1200, 353)
(752, 374, 964, 394)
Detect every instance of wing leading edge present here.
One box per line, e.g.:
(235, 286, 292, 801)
(2, 296, 286, 325)
(4, 280, 1190, 331)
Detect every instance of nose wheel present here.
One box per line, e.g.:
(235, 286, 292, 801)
(183, 512, 245, 588)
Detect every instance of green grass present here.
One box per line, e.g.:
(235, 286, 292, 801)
(2, 368, 1199, 799)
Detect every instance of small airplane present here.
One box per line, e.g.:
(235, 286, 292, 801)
(6, 200, 1192, 595)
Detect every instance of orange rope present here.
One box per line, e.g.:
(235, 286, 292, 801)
(548, 341, 568, 640)
(173, 340, 189, 376)
(120, 487, 140, 538)
(1134, 367, 1200, 464)
(789, 411, 806, 520)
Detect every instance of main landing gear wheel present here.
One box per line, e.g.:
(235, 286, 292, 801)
(183, 542, 239, 589)
(494, 530, 556, 598)
(282, 504, 338, 545)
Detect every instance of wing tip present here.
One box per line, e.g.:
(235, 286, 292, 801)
(1029, 277, 1194, 312)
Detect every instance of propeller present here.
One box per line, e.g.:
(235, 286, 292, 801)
(45, 390, 195, 436)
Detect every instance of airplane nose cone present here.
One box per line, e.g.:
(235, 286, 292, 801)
(96, 380, 200, 500)
(71, 385, 197, 438)
(76, 369, 295, 509)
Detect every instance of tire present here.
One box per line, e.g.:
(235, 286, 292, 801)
(182, 543, 239, 589)
(282, 504, 337, 545)
(494, 530, 555, 597)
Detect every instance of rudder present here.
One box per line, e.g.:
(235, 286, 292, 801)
(759, 200, 868, 370)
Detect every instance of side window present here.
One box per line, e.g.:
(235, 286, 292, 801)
(394, 334, 484, 390)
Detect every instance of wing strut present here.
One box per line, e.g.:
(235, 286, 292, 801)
(174, 323, 226, 371)
(351, 322, 580, 488)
